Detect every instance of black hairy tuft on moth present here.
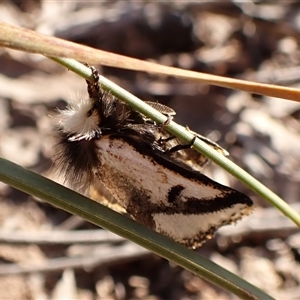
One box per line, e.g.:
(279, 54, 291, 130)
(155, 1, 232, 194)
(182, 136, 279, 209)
(53, 65, 254, 249)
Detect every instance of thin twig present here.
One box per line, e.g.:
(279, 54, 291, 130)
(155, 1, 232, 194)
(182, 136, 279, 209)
(0, 230, 124, 245)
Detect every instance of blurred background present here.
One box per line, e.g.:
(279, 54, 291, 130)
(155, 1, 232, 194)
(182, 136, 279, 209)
(0, 1, 300, 299)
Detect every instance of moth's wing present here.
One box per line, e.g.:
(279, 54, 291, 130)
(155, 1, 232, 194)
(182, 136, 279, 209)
(89, 180, 127, 214)
(89, 124, 161, 215)
(94, 132, 253, 249)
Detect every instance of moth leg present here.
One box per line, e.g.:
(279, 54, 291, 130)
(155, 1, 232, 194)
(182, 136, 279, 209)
(84, 64, 101, 100)
(167, 136, 197, 153)
(158, 135, 176, 143)
(161, 114, 174, 126)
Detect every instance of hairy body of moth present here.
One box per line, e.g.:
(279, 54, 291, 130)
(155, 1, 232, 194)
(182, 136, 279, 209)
(54, 65, 254, 248)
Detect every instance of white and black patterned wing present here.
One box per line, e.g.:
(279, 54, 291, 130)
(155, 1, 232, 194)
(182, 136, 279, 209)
(93, 132, 253, 248)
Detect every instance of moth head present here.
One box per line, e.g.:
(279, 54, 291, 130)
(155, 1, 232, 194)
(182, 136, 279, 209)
(57, 97, 101, 141)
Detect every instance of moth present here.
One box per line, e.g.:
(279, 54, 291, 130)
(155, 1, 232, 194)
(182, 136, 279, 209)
(54, 66, 254, 249)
